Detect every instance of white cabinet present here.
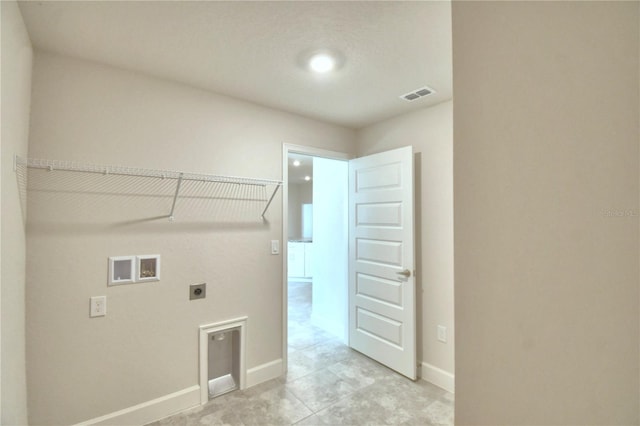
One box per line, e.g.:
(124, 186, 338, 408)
(287, 242, 312, 279)
(303, 244, 313, 277)
(288, 243, 306, 278)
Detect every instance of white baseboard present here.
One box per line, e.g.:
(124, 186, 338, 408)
(246, 359, 283, 388)
(419, 361, 455, 394)
(74, 385, 200, 426)
(74, 358, 284, 426)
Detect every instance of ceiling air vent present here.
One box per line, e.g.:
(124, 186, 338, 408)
(400, 86, 435, 102)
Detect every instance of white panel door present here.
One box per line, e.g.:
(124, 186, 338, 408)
(348, 146, 416, 379)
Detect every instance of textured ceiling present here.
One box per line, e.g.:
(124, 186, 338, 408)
(18, 1, 452, 129)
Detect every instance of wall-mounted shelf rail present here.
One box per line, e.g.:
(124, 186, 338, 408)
(14, 155, 282, 221)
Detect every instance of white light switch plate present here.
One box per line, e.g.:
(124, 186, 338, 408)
(90, 296, 107, 317)
(271, 240, 280, 255)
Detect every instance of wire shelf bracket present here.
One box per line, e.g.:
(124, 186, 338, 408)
(15, 156, 282, 221)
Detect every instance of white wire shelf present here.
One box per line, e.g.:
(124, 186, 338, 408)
(14, 155, 282, 221)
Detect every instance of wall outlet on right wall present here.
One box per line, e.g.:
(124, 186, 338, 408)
(437, 325, 447, 343)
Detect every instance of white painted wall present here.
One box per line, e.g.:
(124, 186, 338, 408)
(311, 157, 348, 342)
(287, 184, 301, 240)
(0, 2, 32, 424)
(452, 2, 638, 424)
(356, 101, 454, 389)
(287, 182, 312, 241)
(25, 51, 355, 424)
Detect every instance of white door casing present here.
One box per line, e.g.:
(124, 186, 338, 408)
(348, 146, 416, 379)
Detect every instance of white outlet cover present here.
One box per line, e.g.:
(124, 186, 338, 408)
(437, 325, 447, 343)
(90, 296, 107, 317)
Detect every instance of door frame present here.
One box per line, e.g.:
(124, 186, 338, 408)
(281, 143, 351, 373)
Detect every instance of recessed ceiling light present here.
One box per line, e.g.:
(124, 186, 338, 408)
(304, 176, 311, 181)
(293, 160, 301, 167)
(309, 53, 335, 73)
(297, 48, 345, 74)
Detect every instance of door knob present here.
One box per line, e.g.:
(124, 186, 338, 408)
(396, 269, 411, 278)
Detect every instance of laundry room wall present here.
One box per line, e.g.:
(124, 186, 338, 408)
(0, 1, 32, 424)
(25, 51, 356, 425)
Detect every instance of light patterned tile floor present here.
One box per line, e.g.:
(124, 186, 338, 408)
(147, 281, 453, 426)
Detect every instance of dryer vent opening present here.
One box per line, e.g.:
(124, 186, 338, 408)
(199, 317, 247, 404)
(208, 329, 240, 399)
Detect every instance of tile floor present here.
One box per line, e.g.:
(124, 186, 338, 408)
(147, 281, 453, 425)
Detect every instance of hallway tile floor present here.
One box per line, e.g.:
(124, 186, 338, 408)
(147, 282, 453, 425)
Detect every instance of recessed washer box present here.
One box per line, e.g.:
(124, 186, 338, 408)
(137, 255, 160, 282)
(108, 256, 135, 285)
(108, 254, 161, 286)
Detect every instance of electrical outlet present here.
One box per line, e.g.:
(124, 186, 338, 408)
(437, 325, 447, 343)
(190, 283, 206, 300)
(271, 240, 280, 255)
(90, 296, 107, 317)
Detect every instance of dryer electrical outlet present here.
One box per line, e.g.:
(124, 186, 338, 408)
(190, 283, 207, 300)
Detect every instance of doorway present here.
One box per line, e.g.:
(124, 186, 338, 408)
(282, 144, 417, 380)
(283, 145, 351, 372)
